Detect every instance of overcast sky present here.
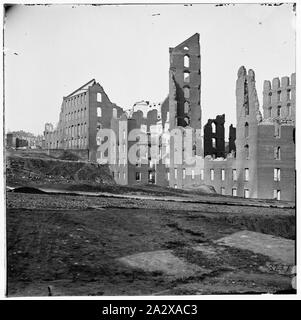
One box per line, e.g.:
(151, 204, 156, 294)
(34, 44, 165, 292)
(4, 3, 295, 136)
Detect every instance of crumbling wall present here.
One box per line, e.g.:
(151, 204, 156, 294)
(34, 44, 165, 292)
(204, 114, 225, 158)
(228, 124, 236, 154)
(262, 73, 295, 122)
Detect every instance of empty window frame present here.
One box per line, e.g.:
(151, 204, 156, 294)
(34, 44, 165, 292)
(184, 116, 190, 125)
(135, 172, 141, 181)
(287, 89, 291, 101)
(184, 71, 190, 83)
(97, 92, 102, 102)
(232, 169, 237, 181)
(287, 104, 291, 117)
(183, 168, 186, 179)
(191, 169, 195, 180)
(97, 107, 102, 117)
(212, 122, 216, 133)
(274, 168, 281, 181)
(200, 169, 204, 180)
(221, 169, 225, 181)
(244, 189, 250, 198)
(244, 168, 249, 181)
(184, 55, 190, 68)
(232, 188, 237, 196)
(184, 101, 190, 114)
(277, 106, 281, 117)
(184, 87, 190, 99)
(273, 189, 281, 200)
(275, 123, 281, 138)
(212, 137, 216, 149)
(268, 107, 272, 118)
(274, 147, 281, 160)
(174, 168, 178, 179)
(210, 169, 214, 181)
(245, 144, 249, 159)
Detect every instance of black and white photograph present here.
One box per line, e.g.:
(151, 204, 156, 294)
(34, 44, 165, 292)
(2, 1, 297, 298)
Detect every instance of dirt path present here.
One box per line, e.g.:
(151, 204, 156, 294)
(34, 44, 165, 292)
(6, 192, 295, 296)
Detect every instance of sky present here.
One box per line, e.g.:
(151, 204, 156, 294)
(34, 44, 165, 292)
(4, 3, 296, 136)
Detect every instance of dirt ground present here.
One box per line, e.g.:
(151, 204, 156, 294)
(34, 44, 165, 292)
(6, 191, 296, 296)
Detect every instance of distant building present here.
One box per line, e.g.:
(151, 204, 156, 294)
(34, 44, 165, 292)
(6, 131, 42, 149)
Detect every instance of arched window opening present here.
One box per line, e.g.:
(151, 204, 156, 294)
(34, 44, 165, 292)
(183, 46, 189, 51)
(184, 55, 190, 68)
(97, 93, 102, 102)
(184, 116, 190, 126)
(97, 107, 102, 117)
(184, 71, 190, 83)
(184, 87, 190, 99)
(184, 101, 190, 114)
(212, 122, 216, 134)
(268, 107, 272, 118)
(244, 122, 249, 138)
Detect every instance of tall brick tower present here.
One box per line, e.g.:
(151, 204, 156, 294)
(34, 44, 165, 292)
(168, 33, 202, 188)
(235, 66, 261, 198)
(169, 33, 202, 131)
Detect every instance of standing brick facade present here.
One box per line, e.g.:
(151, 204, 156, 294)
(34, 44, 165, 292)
(44, 79, 123, 162)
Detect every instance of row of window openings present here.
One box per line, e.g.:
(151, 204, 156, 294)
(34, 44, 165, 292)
(244, 104, 291, 119)
(172, 168, 248, 181)
(64, 91, 104, 112)
(47, 137, 87, 146)
(210, 168, 281, 182)
(267, 104, 292, 118)
(243, 123, 281, 138)
(114, 171, 155, 183)
(65, 108, 87, 121)
(223, 188, 281, 199)
(64, 123, 87, 136)
(112, 166, 281, 182)
(268, 89, 291, 102)
(242, 145, 282, 160)
(64, 92, 88, 108)
(243, 122, 281, 140)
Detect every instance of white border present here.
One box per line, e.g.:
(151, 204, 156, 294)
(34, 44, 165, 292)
(0, 0, 299, 301)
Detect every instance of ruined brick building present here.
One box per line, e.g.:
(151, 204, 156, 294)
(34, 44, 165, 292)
(44, 33, 295, 201)
(44, 79, 123, 161)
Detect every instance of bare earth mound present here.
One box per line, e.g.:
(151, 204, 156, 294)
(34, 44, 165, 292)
(6, 155, 115, 187)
